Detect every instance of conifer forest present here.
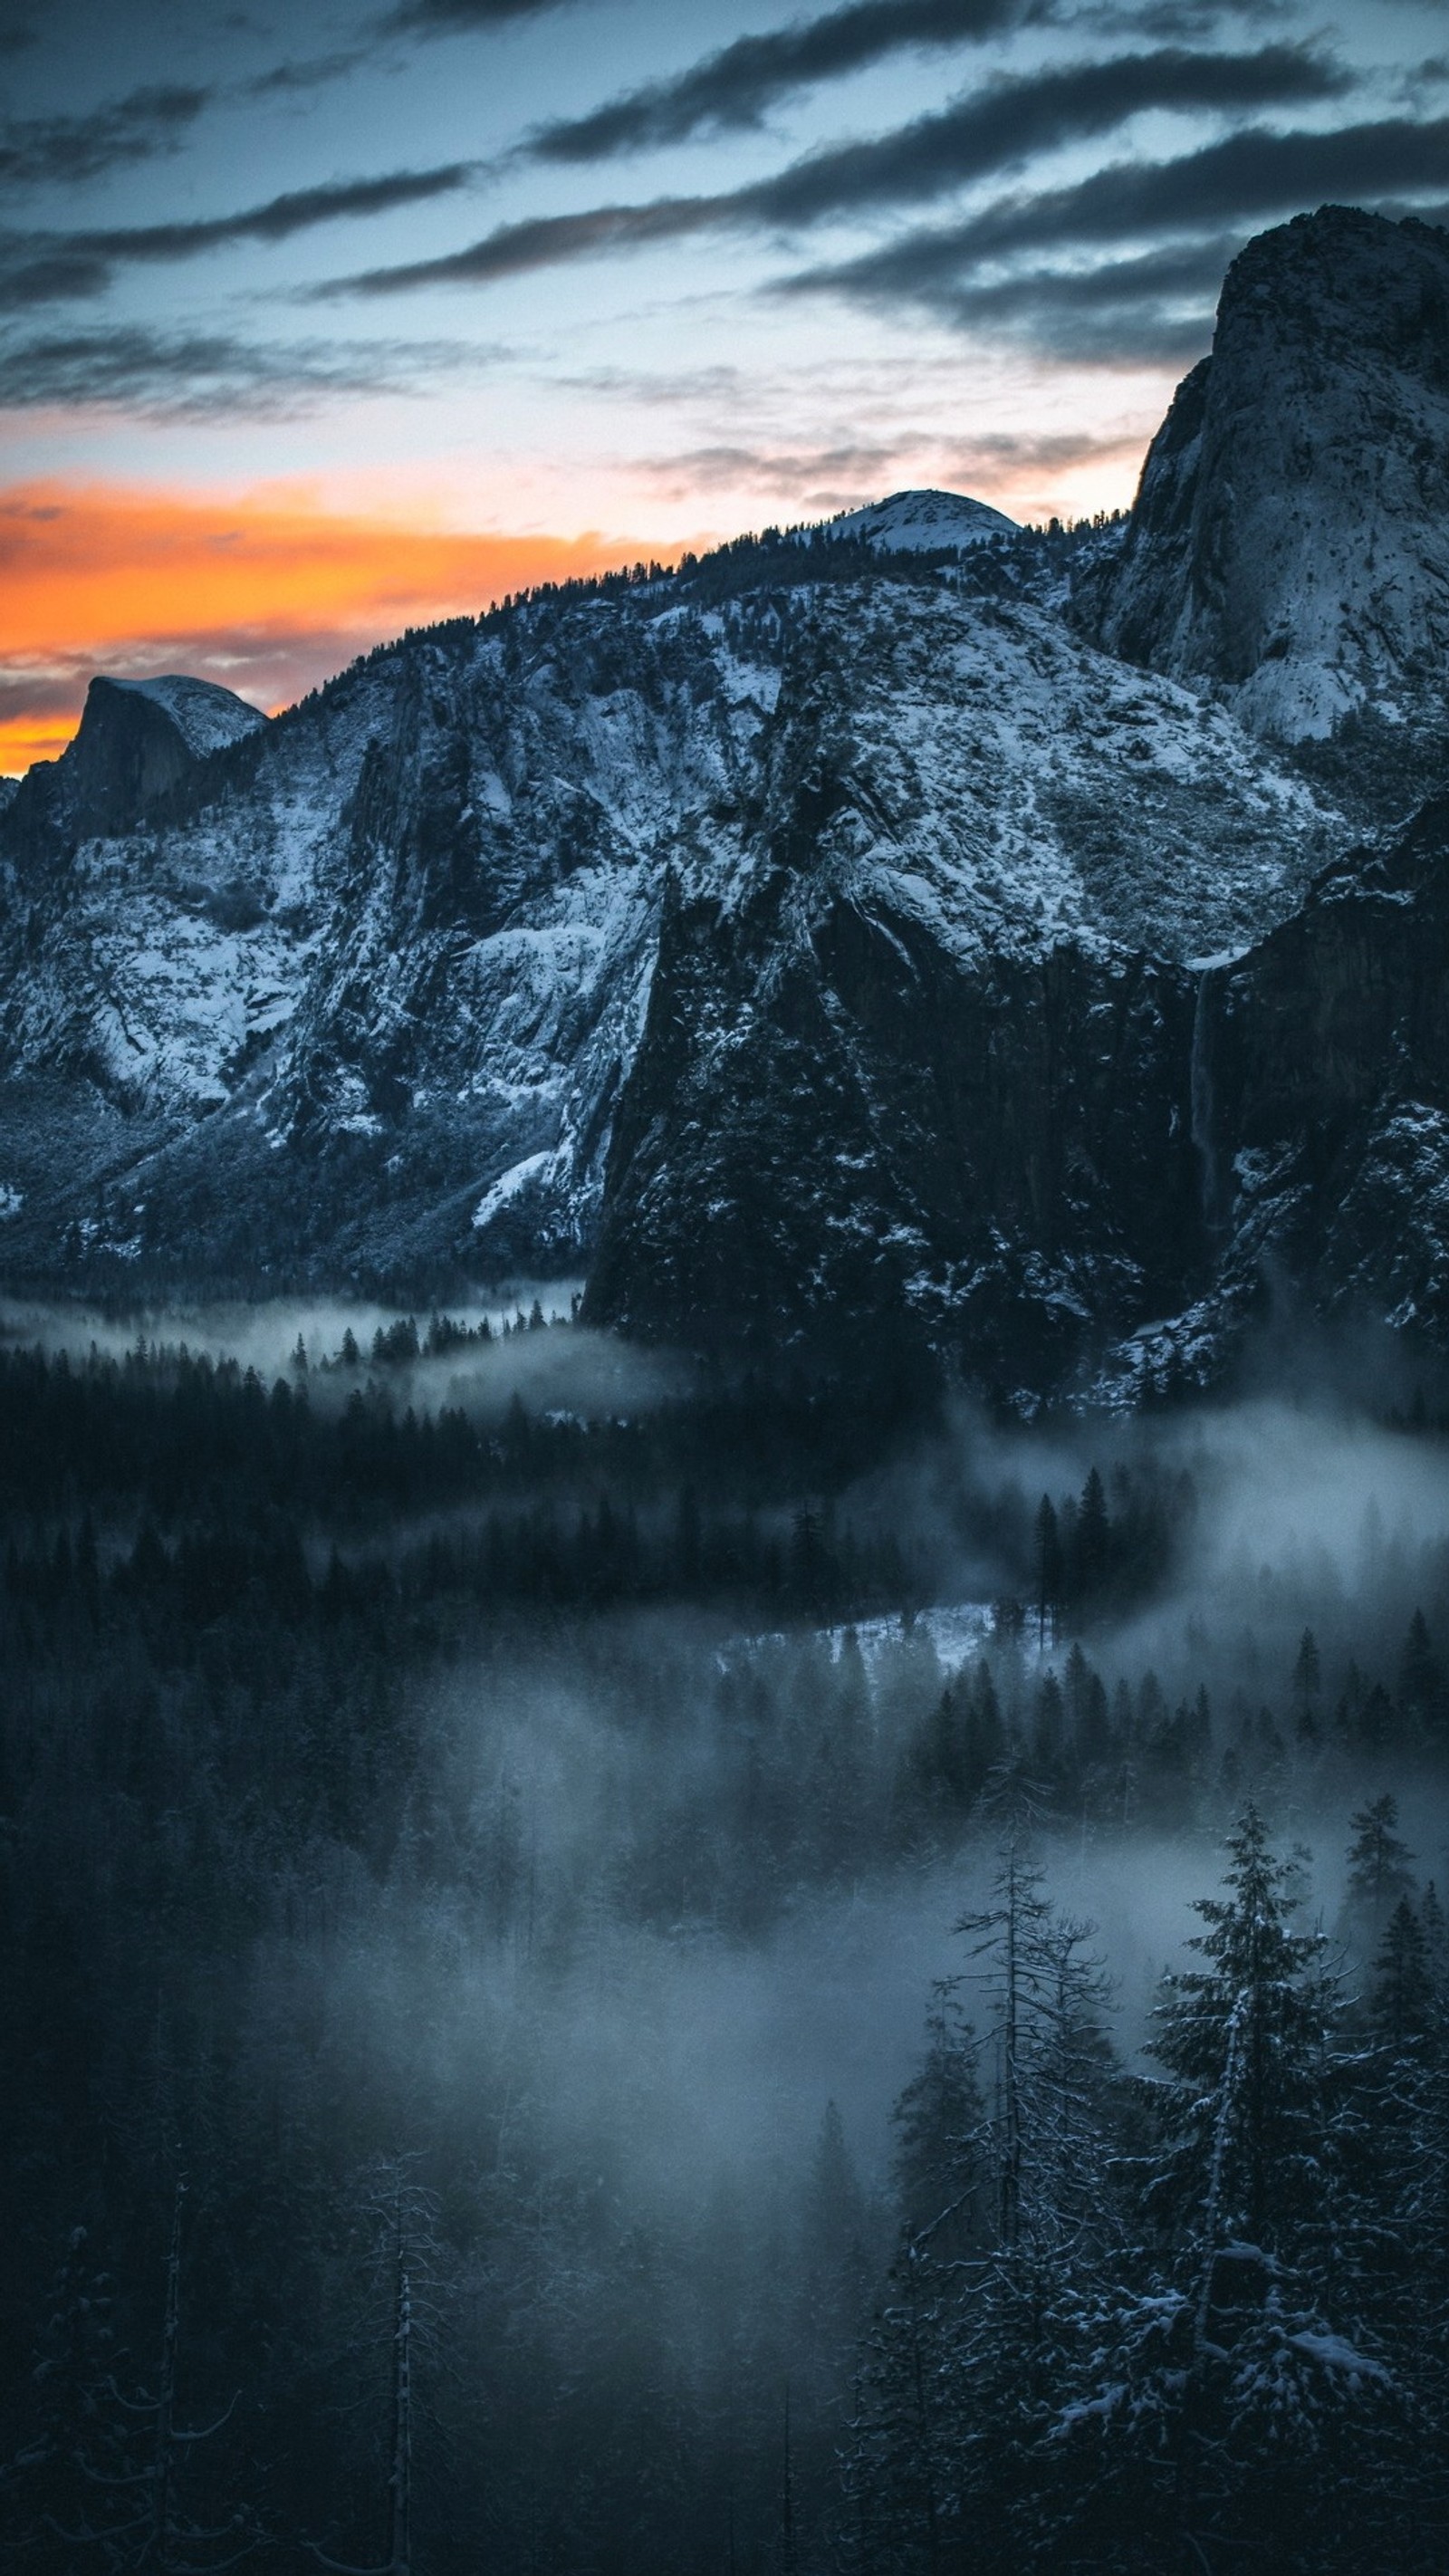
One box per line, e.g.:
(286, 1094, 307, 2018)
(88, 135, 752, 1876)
(2, 1311, 1447, 2575)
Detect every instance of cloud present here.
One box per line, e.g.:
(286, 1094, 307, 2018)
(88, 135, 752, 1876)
(633, 435, 934, 513)
(244, 49, 377, 99)
(776, 237, 1230, 363)
(734, 42, 1348, 226)
(625, 418, 1151, 518)
(916, 238, 1236, 360)
(0, 475, 695, 774)
(528, 0, 1028, 161)
(787, 112, 1449, 296)
(0, 165, 478, 310)
(382, 0, 580, 28)
(321, 46, 1359, 300)
(769, 119, 1449, 356)
(0, 84, 209, 190)
(1071, 0, 1296, 29)
(0, 322, 484, 417)
(329, 196, 726, 295)
(638, 422, 1146, 495)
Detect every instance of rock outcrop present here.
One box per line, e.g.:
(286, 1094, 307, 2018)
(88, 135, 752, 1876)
(10, 673, 265, 844)
(1080, 207, 1449, 808)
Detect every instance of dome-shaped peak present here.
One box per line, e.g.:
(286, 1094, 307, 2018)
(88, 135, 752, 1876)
(825, 488, 1018, 554)
(105, 674, 265, 760)
(62, 673, 266, 836)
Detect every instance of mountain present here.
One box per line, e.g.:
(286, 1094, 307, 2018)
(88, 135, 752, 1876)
(1195, 793, 1449, 1349)
(0, 543, 1341, 1309)
(2, 204, 1447, 1399)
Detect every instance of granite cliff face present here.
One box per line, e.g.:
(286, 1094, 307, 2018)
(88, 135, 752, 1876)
(10, 675, 265, 846)
(1080, 207, 1449, 807)
(582, 871, 1206, 1392)
(3, 208, 1448, 1399)
(1199, 799, 1449, 1344)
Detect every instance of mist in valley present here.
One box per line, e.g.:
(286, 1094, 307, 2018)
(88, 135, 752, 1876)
(2, 1302, 1447, 2572)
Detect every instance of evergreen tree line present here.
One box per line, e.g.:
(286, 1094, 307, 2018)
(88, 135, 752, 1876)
(5, 1793, 1444, 2573)
(0, 1338, 1200, 1624)
(0, 1333, 932, 1549)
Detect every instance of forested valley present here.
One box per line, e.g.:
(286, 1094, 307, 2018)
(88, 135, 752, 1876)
(2, 1312, 1447, 2575)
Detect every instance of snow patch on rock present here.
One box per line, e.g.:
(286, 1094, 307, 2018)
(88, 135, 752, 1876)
(111, 675, 266, 758)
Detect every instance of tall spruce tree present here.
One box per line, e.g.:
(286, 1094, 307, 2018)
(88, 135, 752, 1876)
(1051, 1810, 1406, 2575)
(1344, 1794, 1416, 1941)
(848, 1840, 1121, 2572)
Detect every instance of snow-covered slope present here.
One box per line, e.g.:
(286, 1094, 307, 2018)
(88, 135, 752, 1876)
(110, 675, 266, 758)
(825, 488, 1018, 554)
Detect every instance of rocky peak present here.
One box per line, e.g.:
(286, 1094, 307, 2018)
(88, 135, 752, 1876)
(1080, 206, 1449, 794)
(61, 672, 265, 838)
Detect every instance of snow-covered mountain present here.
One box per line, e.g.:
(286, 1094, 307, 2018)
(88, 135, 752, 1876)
(3, 205, 1448, 1399)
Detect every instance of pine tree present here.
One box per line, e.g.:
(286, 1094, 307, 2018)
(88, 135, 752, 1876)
(1291, 1627, 1321, 1742)
(1369, 1898, 1435, 2053)
(1396, 1608, 1445, 1745)
(1344, 1794, 1416, 1939)
(1034, 1496, 1062, 1649)
(849, 1841, 1122, 2571)
(1147, 1806, 1332, 2243)
(889, 1993, 986, 2257)
(5, 2189, 257, 2574)
(1070, 1467, 1111, 1614)
(1052, 1811, 1404, 2575)
(307, 2169, 451, 2576)
(797, 2102, 876, 2445)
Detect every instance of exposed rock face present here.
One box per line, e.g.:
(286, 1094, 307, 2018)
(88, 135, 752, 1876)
(587, 785, 1449, 1395)
(11, 674, 265, 843)
(1081, 207, 1449, 795)
(584, 869, 1205, 1391)
(1204, 797, 1449, 1341)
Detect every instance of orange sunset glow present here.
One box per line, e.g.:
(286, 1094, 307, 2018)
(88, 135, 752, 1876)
(0, 482, 696, 774)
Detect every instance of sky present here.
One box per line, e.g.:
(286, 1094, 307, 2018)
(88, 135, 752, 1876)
(0, 0, 1444, 772)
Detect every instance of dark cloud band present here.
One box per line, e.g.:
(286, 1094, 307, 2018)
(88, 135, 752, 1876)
(383, 0, 579, 29)
(331, 196, 726, 295)
(0, 165, 477, 312)
(0, 320, 483, 416)
(0, 84, 208, 191)
(785, 113, 1449, 301)
(900, 239, 1242, 360)
(322, 48, 1365, 301)
(740, 43, 1347, 226)
(529, 0, 1026, 162)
